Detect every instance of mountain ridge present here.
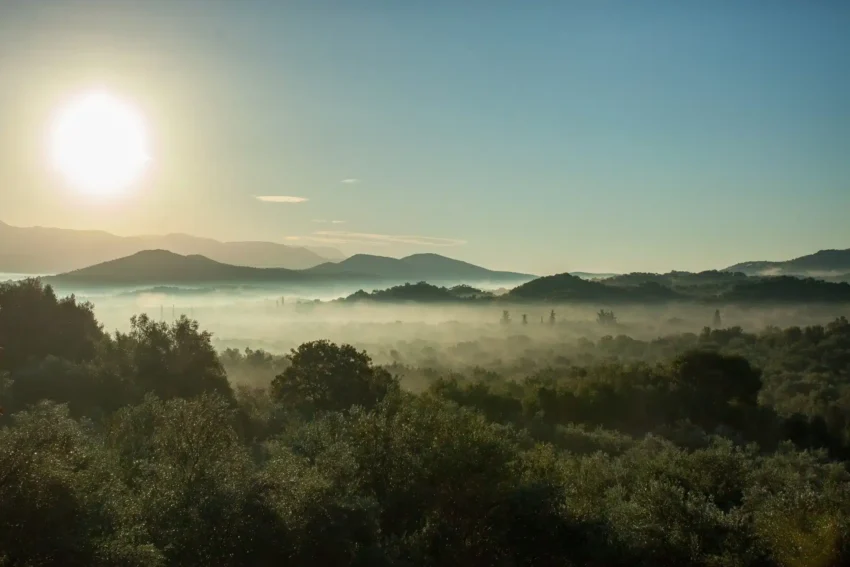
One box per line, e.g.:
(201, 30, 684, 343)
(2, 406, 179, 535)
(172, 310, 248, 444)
(0, 220, 345, 273)
(726, 248, 850, 276)
(43, 249, 536, 288)
(306, 252, 532, 282)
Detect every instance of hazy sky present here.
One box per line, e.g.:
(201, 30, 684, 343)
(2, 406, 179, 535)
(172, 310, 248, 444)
(0, 0, 848, 275)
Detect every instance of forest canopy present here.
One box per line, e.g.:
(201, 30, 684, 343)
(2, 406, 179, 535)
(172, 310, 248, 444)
(0, 278, 849, 566)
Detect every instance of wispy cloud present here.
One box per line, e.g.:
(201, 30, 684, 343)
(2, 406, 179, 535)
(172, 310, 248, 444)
(312, 219, 346, 224)
(314, 230, 465, 247)
(286, 235, 356, 245)
(340, 178, 360, 185)
(255, 195, 308, 203)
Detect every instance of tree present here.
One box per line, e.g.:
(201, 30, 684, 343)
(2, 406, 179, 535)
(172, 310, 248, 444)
(106, 393, 258, 565)
(597, 309, 617, 326)
(713, 309, 723, 328)
(500, 310, 511, 324)
(669, 350, 762, 429)
(97, 314, 233, 404)
(270, 340, 397, 414)
(0, 279, 102, 374)
(0, 402, 158, 566)
(549, 309, 556, 325)
(521, 314, 528, 325)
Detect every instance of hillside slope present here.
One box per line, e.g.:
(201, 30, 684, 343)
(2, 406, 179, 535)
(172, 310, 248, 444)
(726, 249, 850, 276)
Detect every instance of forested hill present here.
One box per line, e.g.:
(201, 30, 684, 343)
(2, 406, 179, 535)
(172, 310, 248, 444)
(726, 248, 850, 276)
(342, 271, 850, 304)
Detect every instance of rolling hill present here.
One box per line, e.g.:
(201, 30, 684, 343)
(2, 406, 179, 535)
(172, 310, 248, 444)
(0, 220, 344, 273)
(345, 270, 850, 305)
(43, 250, 309, 286)
(43, 250, 534, 288)
(508, 273, 682, 302)
(726, 249, 850, 276)
(306, 253, 534, 283)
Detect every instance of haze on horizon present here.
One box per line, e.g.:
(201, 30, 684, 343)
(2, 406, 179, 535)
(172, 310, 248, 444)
(0, 0, 848, 276)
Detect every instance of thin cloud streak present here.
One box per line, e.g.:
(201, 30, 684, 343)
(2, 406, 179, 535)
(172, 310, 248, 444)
(340, 178, 359, 184)
(314, 230, 466, 247)
(255, 195, 308, 203)
(312, 219, 346, 224)
(287, 235, 381, 245)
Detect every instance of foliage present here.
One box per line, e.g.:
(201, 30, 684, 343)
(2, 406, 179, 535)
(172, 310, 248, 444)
(270, 340, 397, 415)
(1, 278, 850, 565)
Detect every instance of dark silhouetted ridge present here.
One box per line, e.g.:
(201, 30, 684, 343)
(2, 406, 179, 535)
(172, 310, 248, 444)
(727, 248, 850, 275)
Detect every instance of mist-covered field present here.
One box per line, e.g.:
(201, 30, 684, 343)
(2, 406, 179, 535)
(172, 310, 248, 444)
(68, 285, 849, 363)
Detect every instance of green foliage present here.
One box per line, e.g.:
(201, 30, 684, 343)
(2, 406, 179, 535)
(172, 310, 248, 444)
(0, 279, 102, 373)
(105, 394, 257, 565)
(0, 402, 160, 566)
(270, 340, 397, 415)
(96, 314, 233, 404)
(342, 282, 493, 303)
(2, 278, 850, 565)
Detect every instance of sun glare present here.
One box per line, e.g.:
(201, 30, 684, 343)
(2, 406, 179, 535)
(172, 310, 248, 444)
(49, 90, 150, 196)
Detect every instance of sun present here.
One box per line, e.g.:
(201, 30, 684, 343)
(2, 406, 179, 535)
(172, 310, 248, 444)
(49, 90, 150, 196)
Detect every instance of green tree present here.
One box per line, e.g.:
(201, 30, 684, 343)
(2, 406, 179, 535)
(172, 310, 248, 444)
(270, 340, 396, 415)
(106, 393, 258, 565)
(669, 350, 762, 429)
(0, 279, 102, 374)
(97, 314, 233, 404)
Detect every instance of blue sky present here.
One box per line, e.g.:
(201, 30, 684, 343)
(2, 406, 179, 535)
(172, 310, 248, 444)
(0, 0, 848, 274)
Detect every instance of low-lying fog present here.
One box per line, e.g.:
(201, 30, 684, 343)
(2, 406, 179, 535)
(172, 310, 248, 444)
(6, 275, 849, 378)
(66, 286, 849, 365)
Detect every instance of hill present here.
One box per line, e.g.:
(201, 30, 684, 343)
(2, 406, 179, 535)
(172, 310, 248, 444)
(726, 248, 850, 276)
(602, 270, 750, 298)
(720, 276, 850, 303)
(307, 252, 533, 283)
(347, 270, 850, 305)
(43, 250, 310, 286)
(0, 220, 343, 273)
(340, 282, 495, 303)
(43, 250, 531, 289)
(508, 273, 682, 302)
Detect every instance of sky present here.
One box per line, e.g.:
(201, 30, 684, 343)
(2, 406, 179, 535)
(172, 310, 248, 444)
(0, 0, 848, 275)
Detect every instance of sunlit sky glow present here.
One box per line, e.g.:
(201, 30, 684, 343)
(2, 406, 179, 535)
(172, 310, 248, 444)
(49, 89, 149, 195)
(0, 0, 848, 274)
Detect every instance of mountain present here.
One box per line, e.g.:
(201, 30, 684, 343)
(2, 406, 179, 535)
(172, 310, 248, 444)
(44, 250, 532, 289)
(43, 250, 309, 286)
(726, 249, 850, 276)
(0, 220, 344, 273)
(307, 253, 534, 283)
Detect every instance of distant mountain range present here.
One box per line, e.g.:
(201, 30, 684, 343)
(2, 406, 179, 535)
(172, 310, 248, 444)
(43, 250, 535, 288)
(36, 247, 850, 305)
(726, 249, 850, 276)
(0, 220, 344, 273)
